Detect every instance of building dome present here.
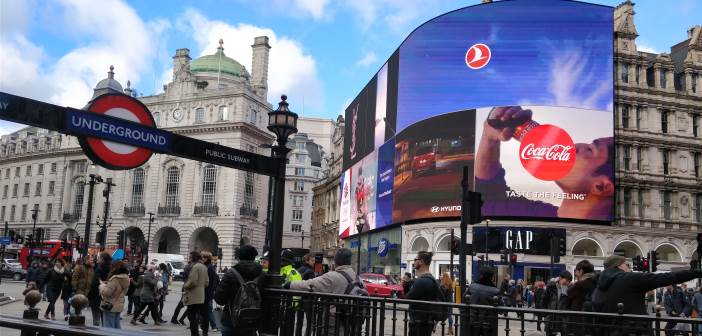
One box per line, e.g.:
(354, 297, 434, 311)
(94, 65, 123, 92)
(190, 39, 249, 78)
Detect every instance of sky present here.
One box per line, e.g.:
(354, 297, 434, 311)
(1, 0, 700, 136)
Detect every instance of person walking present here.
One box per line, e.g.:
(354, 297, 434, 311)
(202, 251, 220, 332)
(61, 264, 73, 320)
(126, 260, 142, 316)
(89, 252, 112, 326)
(663, 285, 688, 336)
(26, 262, 40, 286)
(540, 271, 572, 336)
(157, 263, 170, 323)
(439, 272, 455, 335)
(171, 260, 192, 325)
(42, 260, 65, 320)
(37, 262, 50, 301)
(534, 280, 546, 331)
(402, 272, 414, 296)
(467, 267, 501, 336)
(72, 257, 95, 297)
(693, 287, 702, 334)
(405, 251, 445, 336)
(215, 245, 264, 336)
(183, 251, 209, 336)
(285, 248, 360, 336)
(99, 260, 130, 329)
(564, 260, 597, 336)
(131, 264, 161, 325)
(296, 253, 316, 336)
(280, 249, 302, 336)
(592, 255, 702, 336)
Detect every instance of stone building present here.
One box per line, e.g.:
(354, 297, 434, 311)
(1, 37, 279, 266)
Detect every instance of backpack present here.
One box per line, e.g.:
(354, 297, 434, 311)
(336, 271, 370, 330)
(428, 276, 448, 322)
(227, 268, 263, 329)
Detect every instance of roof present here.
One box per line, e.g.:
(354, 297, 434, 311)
(190, 39, 249, 78)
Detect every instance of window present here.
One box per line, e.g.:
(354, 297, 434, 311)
(636, 147, 643, 171)
(38, 164, 44, 175)
(295, 168, 305, 176)
(620, 62, 629, 83)
(201, 165, 217, 206)
(662, 149, 670, 175)
(76, 161, 86, 173)
(131, 168, 145, 207)
(696, 194, 702, 224)
(623, 188, 631, 217)
(635, 65, 641, 84)
(12, 184, 18, 197)
(295, 154, 305, 163)
(293, 195, 304, 207)
(218, 106, 227, 121)
(35, 182, 42, 196)
(292, 210, 303, 221)
(9, 205, 15, 221)
(694, 115, 700, 138)
(662, 191, 672, 220)
(46, 204, 52, 221)
(23, 183, 29, 197)
(1, 185, 7, 198)
(4, 169, 8, 179)
(50, 163, 57, 173)
(21, 205, 27, 221)
(15, 167, 20, 177)
(291, 224, 302, 232)
(0, 206, 4, 221)
(635, 107, 641, 129)
(165, 166, 180, 207)
(45, 138, 51, 149)
(695, 153, 701, 178)
(661, 110, 668, 133)
(294, 181, 304, 191)
(48, 181, 55, 195)
(74, 181, 86, 216)
(623, 145, 631, 170)
(621, 105, 629, 128)
(296, 142, 306, 151)
(693, 73, 698, 93)
(153, 112, 160, 125)
(195, 108, 205, 123)
(659, 68, 666, 88)
(638, 190, 645, 218)
(26, 165, 31, 176)
(248, 109, 257, 124)
(243, 172, 255, 210)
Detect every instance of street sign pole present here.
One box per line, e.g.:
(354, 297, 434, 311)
(459, 166, 470, 336)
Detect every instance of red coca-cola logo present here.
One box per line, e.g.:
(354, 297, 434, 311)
(465, 43, 491, 69)
(519, 125, 576, 181)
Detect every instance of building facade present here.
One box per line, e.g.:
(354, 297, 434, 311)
(1, 37, 281, 267)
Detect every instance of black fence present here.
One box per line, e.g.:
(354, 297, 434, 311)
(0, 314, 157, 336)
(264, 288, 702, 336)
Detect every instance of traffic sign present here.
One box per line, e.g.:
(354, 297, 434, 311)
(0, 236, 10, 245)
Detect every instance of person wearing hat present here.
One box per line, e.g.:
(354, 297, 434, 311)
(279, 249, 302, 336)
(539, 270, 572, 336)
(466, 267, 501, 335)
(591, 255, 702, 335)
(260, 252, 269, 273)
(215, 245, 263, 336)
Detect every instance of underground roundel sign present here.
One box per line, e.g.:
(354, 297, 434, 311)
(79, 94, 156, 170)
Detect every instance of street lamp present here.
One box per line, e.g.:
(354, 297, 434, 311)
(82, 172, 103, 257)
(356, 218, 365, 275)
(144, 212, 155, 265)
(301, 230, 305, 249)
(99, 178, 116, 251)
(240, 224, 247, 247)
(29, 208, 39, 264)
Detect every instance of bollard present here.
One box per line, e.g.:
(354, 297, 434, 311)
(21, 290, 41, 336)
(68, 294, 89, 326)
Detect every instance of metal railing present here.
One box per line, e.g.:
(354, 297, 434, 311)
(194, 203, 219, 216)
(157, 204, 181, 216)
(0, 314, 157, 336)
(240, 205, 259, 217)
(123, 205, 145, 217)
(263, 288, 702, 336)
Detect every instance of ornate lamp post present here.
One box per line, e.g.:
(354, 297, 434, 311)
(356, 218, 365, 275)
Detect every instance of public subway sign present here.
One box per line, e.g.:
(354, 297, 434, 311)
(472, 226, 566, 256)
(0, 92, 283, 176)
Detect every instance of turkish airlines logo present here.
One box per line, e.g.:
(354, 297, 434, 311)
(465, 43, 491, 69)
(519, 125, 576, 181)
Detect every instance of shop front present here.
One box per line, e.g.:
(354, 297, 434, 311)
(347, 226, 402, 279)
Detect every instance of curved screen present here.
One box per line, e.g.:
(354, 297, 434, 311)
(339, 0, 614, 238)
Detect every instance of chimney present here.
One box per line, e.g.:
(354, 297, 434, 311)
(251, 36, 271, 99)
(173, 48, 191, 80)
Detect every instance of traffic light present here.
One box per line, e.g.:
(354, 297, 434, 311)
(510, 252, 518, 266)
(558, 237, 566, 256)
(500, 249, 508, 263)
(117, 230, 125, 249)
(649, 251, 660, 272)
(468, 191, 484, 224)
(8, 230, 15, 242)
(451, 236, 460, 255)
(641, 258, 650, 273)
(95, 231, 104, 246)
(550, 236, 561, 263)
(632, 256, 641, 271)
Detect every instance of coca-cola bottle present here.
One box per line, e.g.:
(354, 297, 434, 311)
(486, 111, 540, 142)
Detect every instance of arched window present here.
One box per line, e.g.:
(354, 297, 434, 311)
(153, 112, 160, 125)
(195, 108, 205, 123)
(165, 167, 180, 207)
(218, 106, 227, 121)
(201, 165, 217, 206)
(131, 168, 145, 207)
(73, 181, 85, 216)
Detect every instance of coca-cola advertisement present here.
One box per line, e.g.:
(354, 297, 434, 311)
(339, 0, 614, 237)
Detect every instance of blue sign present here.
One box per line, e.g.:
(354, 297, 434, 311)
(67, 109, 171, 152)
(401, 263, 407, 269)
(377, 238, 390, 257)
(0, 236, 10, 245)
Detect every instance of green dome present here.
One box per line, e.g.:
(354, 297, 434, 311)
(190, 41, 249, 78)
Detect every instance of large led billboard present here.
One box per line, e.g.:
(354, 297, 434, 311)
(339, 0, 614, 238)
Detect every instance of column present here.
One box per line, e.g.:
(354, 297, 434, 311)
(628, 62, 637, 86)
(639, 64, 648, 88)
(685, 69, 694, 95)
(653, 64, 661, 89)
(696, 71, 702, 97)
(665, 68, 675, 92)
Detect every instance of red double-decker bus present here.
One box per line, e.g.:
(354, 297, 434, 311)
(19, 240, 75, 269)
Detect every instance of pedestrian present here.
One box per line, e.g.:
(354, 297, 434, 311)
(26, 262, 40, 285)
(42, 260, 65, 320)
(99, 260, 130, 329)
(157, 263, 170, 323)
(127, 260, 142, 316)
(61, 264, 73, 320)
(592, 255, 702, 336)
(564, 260, 597, 336)
(215, 245, 264, 336)
(663, 285, 688, 335)
(201, 251, 220, 332)
(182, 251, 209, 336)
(534, 280, 546, 330)
(402, 272, 414, 295)
(89, 252, 111, 326)
(405, 251, 445, 336)
(171, 259, 192, 325)
(296, 253, 316, 336)
(505, 279, 516, 307)
(515, 279, 524, 308)
(131, 264, 162, 325)
(540, 271, 572, 336)
(693, 287, 702, 334)
(71, 257, 95, 297)
(285, 248, 360, 336)
(466, 267, 500, 336)
(37, 262, 50, 301)
(279, 249, 303, 336)
(439, 272, 455, 335)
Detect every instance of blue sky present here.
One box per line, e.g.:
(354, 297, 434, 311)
(0, 0, 700, 135)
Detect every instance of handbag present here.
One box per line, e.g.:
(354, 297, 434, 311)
(100, 301, 113, 311)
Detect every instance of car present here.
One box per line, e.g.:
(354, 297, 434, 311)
(0, 260, 27, 281)
(411, 146, 437, 177)
(359, 273, 404, 298)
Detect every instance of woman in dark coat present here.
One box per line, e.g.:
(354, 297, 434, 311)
(43, 259, 66, 320)
(61, 263, 73, 321)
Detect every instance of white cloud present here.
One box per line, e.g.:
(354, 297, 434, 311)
(344, 0, 379, 29)
(295, 0, 331, 21)
(636, 42, 660, 54)
(343, 0, 440, 34)
(182, 9, 324, 113)
(547, 48, 612, 112)
(0, 0, 168, 130)
(356, 51, 377, 67)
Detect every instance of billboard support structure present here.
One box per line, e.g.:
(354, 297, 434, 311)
(459, 166, 470, 336)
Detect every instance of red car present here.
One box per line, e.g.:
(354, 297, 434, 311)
(411, 146, 437, 177)
(359, 273, 404, 298)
